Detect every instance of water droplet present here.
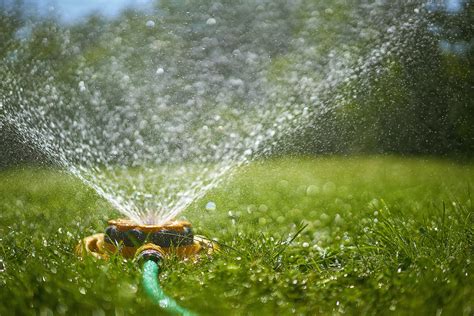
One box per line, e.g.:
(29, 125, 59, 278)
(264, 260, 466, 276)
(205, 201, 216, 211)
(306, 185, 319, 196)
(79, 287, 86, 295)
(320, 213, 329, 221)
(278, 180, 289, 189)
(78, 81, 86, 92)
(206, 18, 216, 25)
(156, 67, 164, 75)
(146, 20, 155, 28)
(323, 182, 336, 193)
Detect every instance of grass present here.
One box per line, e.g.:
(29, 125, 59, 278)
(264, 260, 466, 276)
(0, 156, 473, 315)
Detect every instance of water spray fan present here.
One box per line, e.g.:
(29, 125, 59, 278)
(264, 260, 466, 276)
(76, 219, 217, 315)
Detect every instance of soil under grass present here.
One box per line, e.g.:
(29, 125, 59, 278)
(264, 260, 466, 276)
(0, 156, 473, 315)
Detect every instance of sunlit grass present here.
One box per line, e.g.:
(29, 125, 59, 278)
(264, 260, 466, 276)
(0, 156, 473, 315)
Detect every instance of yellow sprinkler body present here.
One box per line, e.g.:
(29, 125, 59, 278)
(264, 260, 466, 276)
(76, 218, 218, 261)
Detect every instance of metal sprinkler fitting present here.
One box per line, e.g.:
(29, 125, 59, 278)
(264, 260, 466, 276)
(76, 218, 218, 261)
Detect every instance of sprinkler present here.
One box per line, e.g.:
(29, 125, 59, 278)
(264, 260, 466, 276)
(76, 218, 217, 260)
(76, 218, 217, 315)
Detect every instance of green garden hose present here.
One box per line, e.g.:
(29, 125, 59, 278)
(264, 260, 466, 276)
(142, 260, 196, 316)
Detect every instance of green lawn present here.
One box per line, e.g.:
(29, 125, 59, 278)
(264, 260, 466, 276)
(0, 156, 473, 315)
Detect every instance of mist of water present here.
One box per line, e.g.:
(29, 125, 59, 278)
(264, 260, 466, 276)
(1, 1, 424, 224)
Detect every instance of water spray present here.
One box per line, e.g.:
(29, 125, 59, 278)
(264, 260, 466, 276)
(76, 219, 217, 315)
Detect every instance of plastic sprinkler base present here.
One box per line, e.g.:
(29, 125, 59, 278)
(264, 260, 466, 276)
(75, 218, 218, 261)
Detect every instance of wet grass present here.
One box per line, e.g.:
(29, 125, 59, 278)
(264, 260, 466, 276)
(0, 156, 473, 315)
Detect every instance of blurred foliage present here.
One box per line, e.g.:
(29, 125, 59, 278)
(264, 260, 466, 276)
(0, 0, 473, 168)
(290, 0, 474, 156)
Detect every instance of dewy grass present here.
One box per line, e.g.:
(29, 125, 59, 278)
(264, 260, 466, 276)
(0, 156, 473, 315)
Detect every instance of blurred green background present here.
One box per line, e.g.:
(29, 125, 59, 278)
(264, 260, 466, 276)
(1, 0, 473, 169)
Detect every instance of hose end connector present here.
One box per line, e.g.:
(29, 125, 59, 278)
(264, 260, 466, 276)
(135, 243, 165, 264)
